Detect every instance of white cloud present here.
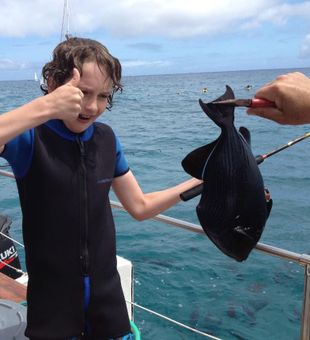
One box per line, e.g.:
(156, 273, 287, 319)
(300, 33, 310, 58)
(122, 59, 171, 68)
(0, 58, 25, 70)
(0, 0, 63, 37)
(242, 2, 310, 29)
(0, 0, 310, 38)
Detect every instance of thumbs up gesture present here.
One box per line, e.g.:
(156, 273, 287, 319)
(46, 68, 84, 120)
(67, 68, 81, 88)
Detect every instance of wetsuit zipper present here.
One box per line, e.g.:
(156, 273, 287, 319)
(77, 136, 90, 276)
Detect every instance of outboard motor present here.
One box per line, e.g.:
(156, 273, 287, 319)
(0, 215, 22, 279)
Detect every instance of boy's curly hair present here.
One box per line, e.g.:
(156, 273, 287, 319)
(41, 37, 122, 110)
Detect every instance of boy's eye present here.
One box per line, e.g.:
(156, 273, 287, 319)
(79, 90, 109, 100)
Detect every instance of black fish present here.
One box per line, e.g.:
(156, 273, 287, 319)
(182, 85, 272, 261)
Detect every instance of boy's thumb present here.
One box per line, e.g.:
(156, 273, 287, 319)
(67, 68, 80, 87)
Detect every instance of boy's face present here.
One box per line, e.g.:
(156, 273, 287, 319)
(63, 61, 113, 133)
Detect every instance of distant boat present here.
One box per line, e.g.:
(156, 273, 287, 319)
(34, 72, 44, 85)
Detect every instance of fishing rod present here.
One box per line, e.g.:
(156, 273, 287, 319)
(180, 131, 310, 202)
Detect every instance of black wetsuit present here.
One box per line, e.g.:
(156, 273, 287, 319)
(1, 120, 131, 339)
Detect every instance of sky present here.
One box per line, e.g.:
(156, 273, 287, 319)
(0, 0, 309, 80)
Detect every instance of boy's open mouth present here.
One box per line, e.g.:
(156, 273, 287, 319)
(78, 114, 90, 121)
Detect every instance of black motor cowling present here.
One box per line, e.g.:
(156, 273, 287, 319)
(0, 215, 22, 279)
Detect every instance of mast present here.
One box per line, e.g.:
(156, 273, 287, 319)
(60, 0, 70, 41)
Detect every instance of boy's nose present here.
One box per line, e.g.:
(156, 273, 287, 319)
(84, 98, 98, 114)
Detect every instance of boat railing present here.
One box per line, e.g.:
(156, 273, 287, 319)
(1, 169, 310, 339)
(110, 199, 310, 340)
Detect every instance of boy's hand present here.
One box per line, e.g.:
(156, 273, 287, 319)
(46, 68, 83, 120)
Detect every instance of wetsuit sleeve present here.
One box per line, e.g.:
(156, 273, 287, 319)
(114, 135, 129, 177)
(0, 130, 34, 178)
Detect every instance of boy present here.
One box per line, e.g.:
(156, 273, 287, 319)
(0, 37, 201, 339)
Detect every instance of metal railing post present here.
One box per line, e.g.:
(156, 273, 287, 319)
(301, 264, 310, 340)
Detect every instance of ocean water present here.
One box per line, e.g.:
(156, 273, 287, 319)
(0, 68, 310, 340)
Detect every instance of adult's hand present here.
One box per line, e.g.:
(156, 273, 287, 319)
(247, 72, 310, 125)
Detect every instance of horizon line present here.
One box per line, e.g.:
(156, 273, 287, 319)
(0, 65, 309, 82)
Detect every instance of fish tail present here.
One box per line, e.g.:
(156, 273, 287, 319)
(199, 86, 235, 128)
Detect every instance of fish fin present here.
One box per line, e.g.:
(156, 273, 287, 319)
(239, 126, 251, 146)
(182, 140, 219, 179)
(199, 85, 235, 128)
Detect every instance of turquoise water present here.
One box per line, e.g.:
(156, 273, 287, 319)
(0, 68, 310, 339)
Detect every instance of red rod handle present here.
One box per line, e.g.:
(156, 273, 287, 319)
(251, 98, 276, 108)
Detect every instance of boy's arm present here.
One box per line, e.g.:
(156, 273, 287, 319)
(112, 170, 202, 221)
(0, 69, 82, 152)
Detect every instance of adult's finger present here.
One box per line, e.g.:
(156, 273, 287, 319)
(247, 107, 285, 124)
